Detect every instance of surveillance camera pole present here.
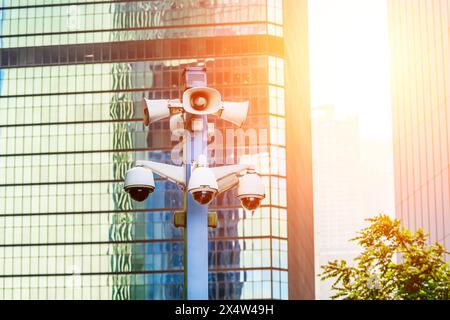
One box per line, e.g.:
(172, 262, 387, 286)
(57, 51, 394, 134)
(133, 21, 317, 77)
(134, 67, 258, 299)
(184, 68, 209, 300)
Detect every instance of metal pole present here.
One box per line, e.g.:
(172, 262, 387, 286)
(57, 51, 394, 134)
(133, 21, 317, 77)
(184, 114, 209, 300)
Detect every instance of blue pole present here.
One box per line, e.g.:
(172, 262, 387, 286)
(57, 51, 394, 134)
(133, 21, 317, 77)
(185, 115, 209, 300)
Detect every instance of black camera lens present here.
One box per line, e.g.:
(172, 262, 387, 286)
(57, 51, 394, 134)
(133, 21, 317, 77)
(128, 187, 151, 202)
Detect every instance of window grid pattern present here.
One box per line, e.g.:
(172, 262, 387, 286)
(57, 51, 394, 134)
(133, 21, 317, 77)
(0, 2, 288, 300)
(0, 0, 282, 48)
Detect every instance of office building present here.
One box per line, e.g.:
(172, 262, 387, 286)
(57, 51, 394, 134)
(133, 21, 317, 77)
(0, 0, 313, 299)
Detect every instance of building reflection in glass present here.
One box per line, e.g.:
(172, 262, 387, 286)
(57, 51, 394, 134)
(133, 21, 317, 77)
(0, 0, 289, 300)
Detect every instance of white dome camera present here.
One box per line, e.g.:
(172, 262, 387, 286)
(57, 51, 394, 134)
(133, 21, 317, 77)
(237, 170, 265, 211)
(124, 166, 155, 202)
(188, 159, 219, 205)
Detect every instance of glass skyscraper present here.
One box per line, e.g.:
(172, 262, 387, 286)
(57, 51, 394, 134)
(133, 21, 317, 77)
(0, 0, 314, 299)
(388, 0, 450, 255)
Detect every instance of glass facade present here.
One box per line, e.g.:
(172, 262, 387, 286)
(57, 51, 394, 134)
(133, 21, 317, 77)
(388, 1, 450, 253)
(0, 0, 289, 300)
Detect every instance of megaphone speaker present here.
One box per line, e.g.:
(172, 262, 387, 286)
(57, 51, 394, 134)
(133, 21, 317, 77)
(220, 101, 249, 127)
(182, 87, 222, 115)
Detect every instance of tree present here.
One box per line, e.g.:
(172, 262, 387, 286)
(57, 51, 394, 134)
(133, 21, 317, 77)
(320, 214, 450, 300)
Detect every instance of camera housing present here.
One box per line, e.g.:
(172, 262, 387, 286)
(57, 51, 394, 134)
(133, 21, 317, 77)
(237, 171, 265, 211)
(188, 165, 219, 205)
(124, 166, 155, 202)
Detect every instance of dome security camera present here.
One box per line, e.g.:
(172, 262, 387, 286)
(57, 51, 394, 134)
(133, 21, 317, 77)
(124, 166, 155, 202)
(188, 164, 219, 205)
(237, 170, 265, 211)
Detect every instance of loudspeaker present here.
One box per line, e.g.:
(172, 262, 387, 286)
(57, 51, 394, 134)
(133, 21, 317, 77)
(142, 98, 170, 126)
(182, 87, 222, 115)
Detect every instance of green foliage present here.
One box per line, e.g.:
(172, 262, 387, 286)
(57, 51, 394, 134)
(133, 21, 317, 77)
(320, 214, 450, 300)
